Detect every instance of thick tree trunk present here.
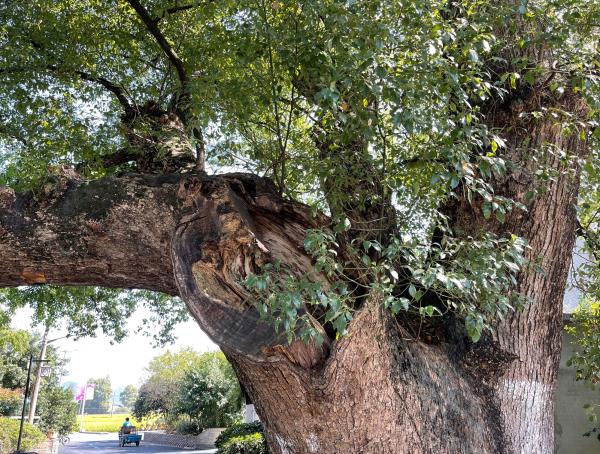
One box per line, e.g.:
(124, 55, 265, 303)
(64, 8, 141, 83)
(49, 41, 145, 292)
(447, 90, 589, 453)
(228, 296, 505, 453)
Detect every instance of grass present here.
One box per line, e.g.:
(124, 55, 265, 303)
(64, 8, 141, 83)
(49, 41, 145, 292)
(79, 414, 156, 433)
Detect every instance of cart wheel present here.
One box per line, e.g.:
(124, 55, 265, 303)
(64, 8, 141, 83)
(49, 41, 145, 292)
(136, 441, 140, 446)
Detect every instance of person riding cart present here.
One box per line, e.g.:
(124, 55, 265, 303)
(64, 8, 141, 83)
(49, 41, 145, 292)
(118, 418, 142, 447)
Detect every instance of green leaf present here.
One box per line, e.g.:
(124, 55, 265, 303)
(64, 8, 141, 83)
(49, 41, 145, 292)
(482, 202, 492, 220)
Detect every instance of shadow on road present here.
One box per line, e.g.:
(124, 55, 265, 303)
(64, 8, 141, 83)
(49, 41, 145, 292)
(58, 433, 216, 454)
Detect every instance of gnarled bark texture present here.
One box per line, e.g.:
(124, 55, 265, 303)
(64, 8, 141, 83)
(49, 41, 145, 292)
(228, 297, 504, 453)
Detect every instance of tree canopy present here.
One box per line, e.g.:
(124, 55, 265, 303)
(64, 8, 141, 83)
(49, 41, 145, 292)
(1, 0, 599, 348)
(0, 286, 189, 345)
(85, 376, 113, 414)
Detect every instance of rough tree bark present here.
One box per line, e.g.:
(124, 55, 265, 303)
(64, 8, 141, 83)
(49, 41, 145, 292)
(0, 84, 587, 451)
(445, 89, 590, 453)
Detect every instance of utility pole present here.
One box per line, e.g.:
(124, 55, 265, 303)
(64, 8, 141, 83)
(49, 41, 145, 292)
(110, 391, 116, 416)
(79, 383, 88, 432)
(27, 324, 50, 424)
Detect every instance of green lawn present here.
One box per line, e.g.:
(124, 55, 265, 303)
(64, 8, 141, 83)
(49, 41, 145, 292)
(79, 414, 154, 433)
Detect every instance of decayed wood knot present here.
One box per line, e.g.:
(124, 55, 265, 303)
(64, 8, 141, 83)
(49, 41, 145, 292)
(84, 219, 105, 234)
(262, 335, 329, 369)
(0, 187, 16, 209)
(20, 269, 47, 285)
(461, 341, 518, 383)
(177, 176, 203, 208)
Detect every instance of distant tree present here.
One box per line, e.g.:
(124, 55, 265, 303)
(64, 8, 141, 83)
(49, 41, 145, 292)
(133, 379, 179, 421)
(119, 385, 138, 410)
(175, 352, 242, 428)
(0, 329, 30, 390)
(133, 348, 241, 427)
(132, 349, 198, 421)
(85, 376, 112, 415)
(37, 383, 77, 436)
(0, 388, 21, 417)
(145, 348, 204, 383)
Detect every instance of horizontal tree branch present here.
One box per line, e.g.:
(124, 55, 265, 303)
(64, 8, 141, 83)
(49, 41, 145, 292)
(0, 173, 181, 294)
(0, 171, 328, 363)
(72, 70, 133, 112)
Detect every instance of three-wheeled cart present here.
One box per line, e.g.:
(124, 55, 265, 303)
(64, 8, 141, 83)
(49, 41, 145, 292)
(119, 426, 142, 447)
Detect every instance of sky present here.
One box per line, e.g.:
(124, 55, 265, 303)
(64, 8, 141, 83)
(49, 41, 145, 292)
(10, 307, 217, 390)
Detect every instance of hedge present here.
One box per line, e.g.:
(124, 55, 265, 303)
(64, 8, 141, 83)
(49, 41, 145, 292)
(0, 389, 21, 417)
(216, 421, 267, 454)
(218, 433, 267, 454)
(0, 417, 46, 454)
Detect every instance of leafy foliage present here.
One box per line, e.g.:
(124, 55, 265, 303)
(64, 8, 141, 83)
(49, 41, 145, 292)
(0, 389, 20, 417)
(217, 432, 268, 454)
(37, 383, 78, 436)
(1, 0, 600, 345)
(0, 329, 30, 390)
(133, 349, 242, 430)
(0, 417, 45, 454)
(215, 421, 264, 449)
(175, 352, 242, 428)
(567, 300, 600, 383)
(0, 286, 189, 346)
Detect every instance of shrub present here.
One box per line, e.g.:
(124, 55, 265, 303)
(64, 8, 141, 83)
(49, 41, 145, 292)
(218, 433, 267, 454)
(174, 355, 243, 428)
(215, 421, 264, 449)
(0, 389, 21, 417)
(37, 384, 77, 436)
(0, 417, 45, 454)
(174, 419, 203, 435)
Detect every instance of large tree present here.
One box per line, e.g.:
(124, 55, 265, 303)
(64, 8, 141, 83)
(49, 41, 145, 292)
(1, 1, 599, 452)
(85, 376, 112, 415)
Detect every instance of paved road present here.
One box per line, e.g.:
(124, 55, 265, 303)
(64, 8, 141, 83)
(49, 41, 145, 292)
(58, 433, 217, 454)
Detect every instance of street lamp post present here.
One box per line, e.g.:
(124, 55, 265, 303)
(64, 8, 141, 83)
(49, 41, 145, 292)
(14, 330, 66, 453)
(15, 356, 50, 453)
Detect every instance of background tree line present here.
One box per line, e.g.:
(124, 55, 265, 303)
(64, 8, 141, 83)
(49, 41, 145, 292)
(133, 348, 243, 434)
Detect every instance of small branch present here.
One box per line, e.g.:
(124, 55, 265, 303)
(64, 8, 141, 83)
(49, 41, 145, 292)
(73, 70, 133, 111)
(193, 128, 206, 172)
(17, 37, 134, 112)
(576, 220, 600, 264)
(154, 2, 207, 22)
(126, 0, 188, 85)
(1, 64, 133, 113)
